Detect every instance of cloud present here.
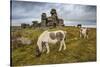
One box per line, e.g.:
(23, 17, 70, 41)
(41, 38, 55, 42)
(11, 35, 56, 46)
(11, 1, 96, 26)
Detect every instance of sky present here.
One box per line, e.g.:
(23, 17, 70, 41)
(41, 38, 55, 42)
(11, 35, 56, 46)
(11, 1, 96, 26)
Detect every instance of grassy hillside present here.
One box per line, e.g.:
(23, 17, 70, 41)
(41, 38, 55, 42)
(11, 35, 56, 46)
(11, 26, 96, 66)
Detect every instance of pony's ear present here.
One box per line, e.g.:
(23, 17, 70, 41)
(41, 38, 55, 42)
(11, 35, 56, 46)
(35, 46, 41, 57)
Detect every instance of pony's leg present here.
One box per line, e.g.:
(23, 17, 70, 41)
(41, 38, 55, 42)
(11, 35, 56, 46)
(58, 41, 63, 51)
(86, 34, 88, 39)
(80, 33, 82, 38)
(84, 34, 87, 39)
(62, 40, 66, 50)
(45, 43, 50, 54)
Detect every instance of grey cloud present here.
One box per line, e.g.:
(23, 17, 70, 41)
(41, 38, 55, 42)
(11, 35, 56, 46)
(11, 1, 96, 26)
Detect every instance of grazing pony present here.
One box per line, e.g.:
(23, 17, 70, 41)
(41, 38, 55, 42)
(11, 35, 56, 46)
(80, 27, 88, 39)
(36, 30, 67, 56)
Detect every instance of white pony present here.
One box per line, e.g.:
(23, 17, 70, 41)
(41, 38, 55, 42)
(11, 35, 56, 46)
(36, 30, 67, 56)
(80, 27, 88, 39)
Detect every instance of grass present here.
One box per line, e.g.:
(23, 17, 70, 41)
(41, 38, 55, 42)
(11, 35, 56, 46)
(11, 26, 96, 66)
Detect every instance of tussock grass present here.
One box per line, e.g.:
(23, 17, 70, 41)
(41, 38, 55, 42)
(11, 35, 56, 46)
(11, 26, 96, 66)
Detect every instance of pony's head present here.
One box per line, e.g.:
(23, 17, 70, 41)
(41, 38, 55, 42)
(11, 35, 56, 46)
(35, 46, 41, 57)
